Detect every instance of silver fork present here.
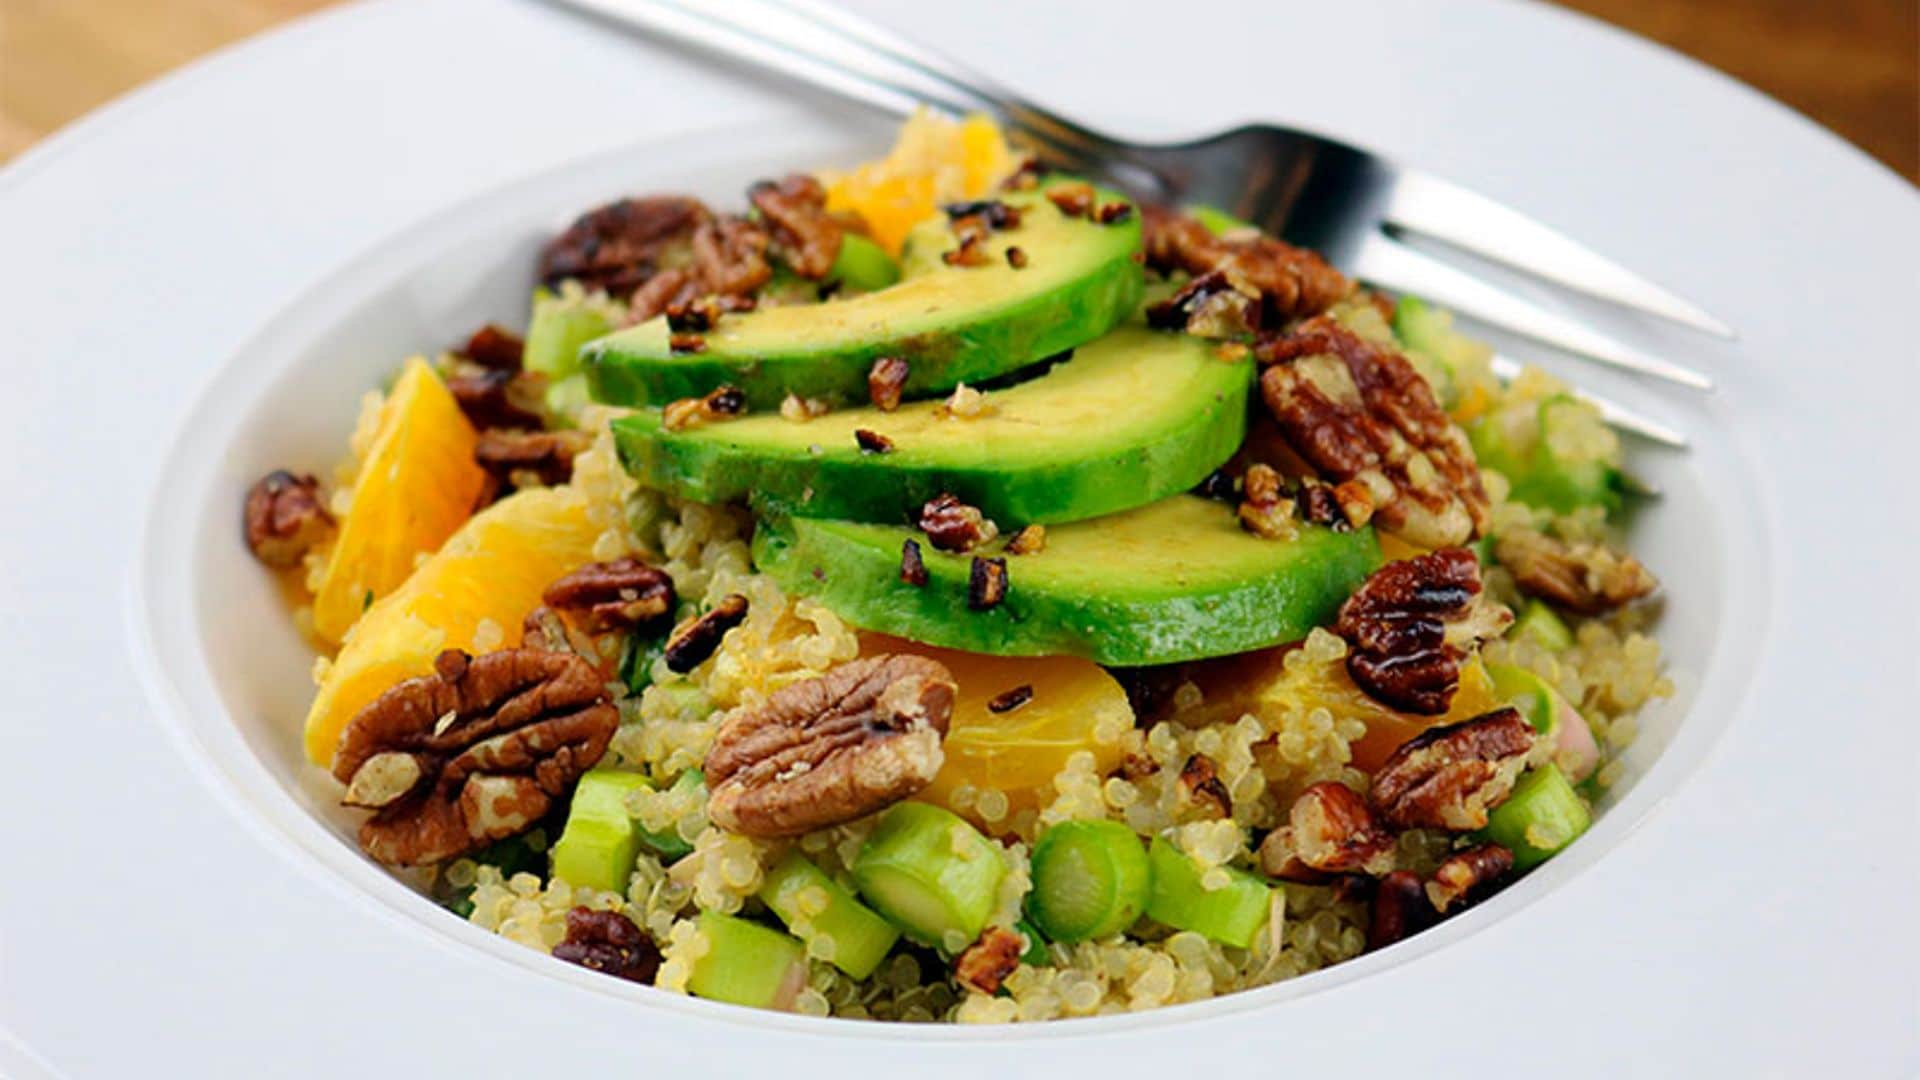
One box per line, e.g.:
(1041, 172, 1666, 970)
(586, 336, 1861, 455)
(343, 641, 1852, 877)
(547, 0, 1709, 445)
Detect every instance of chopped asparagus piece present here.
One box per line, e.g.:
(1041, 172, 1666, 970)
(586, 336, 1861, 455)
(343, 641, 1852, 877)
(852, 802, 1006, 949)
(760, 852, 900, 979)
(1026, 820, 1151, 942)
(1144, 837, 1275, 949)
(550, 770, 651, 893)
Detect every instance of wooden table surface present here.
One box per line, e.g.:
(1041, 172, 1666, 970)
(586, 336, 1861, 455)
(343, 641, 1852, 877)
(3, 0, 1916, 182)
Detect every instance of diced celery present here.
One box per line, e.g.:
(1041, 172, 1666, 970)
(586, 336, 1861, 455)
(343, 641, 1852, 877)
(1144, 837, 1275, 949)
(688, 911, 809, 1010)
(759, 853, 900, 979)
(852, 802, 1006, 949)
(549, 769, 651, 893)
(1482, 764, 1591, 871)
(1510, 599, 1575, 652)
(1025, 820, 1151, 942)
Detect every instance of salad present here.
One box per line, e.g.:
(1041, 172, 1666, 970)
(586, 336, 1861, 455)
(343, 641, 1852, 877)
(243, 113, 1669, 1022)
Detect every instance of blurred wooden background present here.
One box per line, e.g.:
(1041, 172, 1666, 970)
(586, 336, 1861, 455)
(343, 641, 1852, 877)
(2, 0, 1916, 181)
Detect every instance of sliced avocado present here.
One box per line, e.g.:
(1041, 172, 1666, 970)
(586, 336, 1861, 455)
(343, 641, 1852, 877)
(827, 232, 900, 294)
(584, 179, 1143, 409)
(611, 324, 1250, 525)
(753, 495, 1381, 666)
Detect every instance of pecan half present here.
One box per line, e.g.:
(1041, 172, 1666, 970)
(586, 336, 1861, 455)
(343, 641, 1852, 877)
(1425, 843, 1514, 914)
(331, 649, 617, 866)
(1257, 317, 1489, 547)
(1142, 205, 1353, 323)
(918, 493, 999, 553)
(553, 907, 661, 983)
(475, 428, 592, 488)
(461, 324, 525, 371)
(1369, 708, 1537, 831)
(1367, 870, 1433, 951)
(868, 356, 910, 411)
(447, 366, 547, 432)
(750, 174, 842, 279)
(1259, 781, 1395, 879)
(704, 654, 956, 836)
(1496, 527, 1658, 615)
(1178, 753, 1233, 818)
(542, 558, 676, 633)
(663, 594, 749, 674)
(955, 926, 1026, 995)
(1334, 548, 1512, 714)
(539, 196, 712, 300)
(243, 469, 332, 568)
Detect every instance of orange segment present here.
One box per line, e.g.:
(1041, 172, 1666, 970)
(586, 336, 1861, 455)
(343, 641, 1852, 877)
(821, 111, 1018, 255)
(311, 358, 486, 645)
(1185, 644, 1501, 775)
(303, 486, 603, 766)
(862, 634, 1131, 827)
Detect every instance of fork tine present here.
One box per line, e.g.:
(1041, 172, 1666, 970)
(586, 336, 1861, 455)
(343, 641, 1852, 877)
(1383, 171, 1736, 339)
(1349, 234, 1714, 391)
(1486, 353, 1688, 448)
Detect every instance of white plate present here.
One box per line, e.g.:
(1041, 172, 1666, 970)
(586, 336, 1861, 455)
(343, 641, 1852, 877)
(1, 1, 1914, 1076)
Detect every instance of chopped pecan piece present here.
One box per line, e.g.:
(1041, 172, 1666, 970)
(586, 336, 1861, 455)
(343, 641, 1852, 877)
(1145, 269, 1263, 339)
(854, 428, 894, 454)
(1257, 316, 1488, 547)
(446, 366, 547, 432)
(1178, 753, 1233, 818)
(553, 907, 661, 983)
(704, 654, 956, 836)
(1370, 708, 1536, 831)
(1425, 843, 1514, 914)
(243, 469, 332, 568)
(944, 199, 1022, 230)
(1259, 781, 1395, 879)
(331, 649, 617, 866)
(899, 539, 929, 587)
(668, 332, 706, 354)
(662, 385, 747, 432)
(987, 684, 1033, 714)
(1294, 478, 1353, 532)
(942, 214, 993, 267)
(1238, 463, 1298, 540)
(474, 428, 592, 489)
(1005, 246, 1029, 269)
(1004, 524, 1046, 555)
(1334, 548, 1512, 714)
(542, 558, 676, 633)
(688, 214, 774, 301)
(918, 493, 999, 553)
(1367, 870, 1434, 951)
(868, 356, 911, 411)
(1142, 205, 1353, 323)
(749, 174, 842, 279)
(461, 324, 525, 370)
(665, 293, 755, 334)
(968, 556, 1009, 610)
(780, 394, 831, 422)
(663, 594, 749, 674)
(1046, 182, 1095, 218)
(1496, 527, 1658, 615)
(955, 926, 1026, 994)
(1094, 201, 1133, 225)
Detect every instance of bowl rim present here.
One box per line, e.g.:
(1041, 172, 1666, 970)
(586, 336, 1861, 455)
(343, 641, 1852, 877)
(123, 119, 1779, 1043)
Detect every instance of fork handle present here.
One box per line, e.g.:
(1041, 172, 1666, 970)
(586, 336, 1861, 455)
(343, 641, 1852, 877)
(545, 0, 1158, 189)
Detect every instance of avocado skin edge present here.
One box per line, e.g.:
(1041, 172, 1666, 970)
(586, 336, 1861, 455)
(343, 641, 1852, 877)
(750, 503, 1383, 666)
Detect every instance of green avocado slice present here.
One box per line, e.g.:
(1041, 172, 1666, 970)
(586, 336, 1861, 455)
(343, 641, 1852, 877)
(610, 325, 1250, 525)
(753, 495, 1381, 665)
(583, 179, 1143, 409)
